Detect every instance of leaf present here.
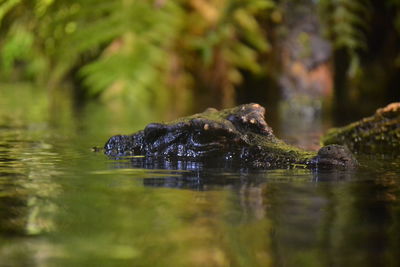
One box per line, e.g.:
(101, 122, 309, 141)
(0, 0, 21, 26)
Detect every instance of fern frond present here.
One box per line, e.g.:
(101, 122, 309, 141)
(74, 0, 182, 108)
(0, 0, 274, 111)
(319, 0, 371, 76)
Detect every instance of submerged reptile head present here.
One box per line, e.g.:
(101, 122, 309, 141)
(313, 144, 358, 169)
(105, 104, 274, 158)
(104, 103, 359, 169)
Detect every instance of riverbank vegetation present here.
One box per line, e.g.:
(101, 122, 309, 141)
(1, 0, 399, 121)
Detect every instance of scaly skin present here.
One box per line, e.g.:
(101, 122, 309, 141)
(322, 102, 400, 155)
(104, 103, 358, 169)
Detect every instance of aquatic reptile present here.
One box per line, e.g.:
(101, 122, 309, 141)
(323, 102, 400, 155)
(104, 103, 358, 169)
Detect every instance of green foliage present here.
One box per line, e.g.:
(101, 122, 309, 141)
(1, 27, 33, 72)
(318, 0, 400, 74)
(0, 0, 20, 24)
(0, 0, 274, 115)
(69, 0, 183, 111)
(318, 0, 371, 77)
(319, 0, 371, 50)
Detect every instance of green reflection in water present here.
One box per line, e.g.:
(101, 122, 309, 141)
(0, 86, 400, 267)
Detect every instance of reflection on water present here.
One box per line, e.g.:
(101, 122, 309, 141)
(0, 124, 400, 266)
(0, 128, 60, 236)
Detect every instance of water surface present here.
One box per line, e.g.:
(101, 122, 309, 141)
(0, 95, 399, 266)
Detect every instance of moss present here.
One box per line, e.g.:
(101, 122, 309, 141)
(322, 102, 400, 155)
(105, 103, 359, 168)
(169, 103, 317, 163)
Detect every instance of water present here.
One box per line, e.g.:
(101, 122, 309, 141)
(1, 104, 400, 266)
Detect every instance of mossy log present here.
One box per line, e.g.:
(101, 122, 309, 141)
(322, 102, 400, 155)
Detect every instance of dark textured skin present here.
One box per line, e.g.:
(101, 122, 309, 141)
(313, 145, 358, 169)
(104, 103, 358, 169)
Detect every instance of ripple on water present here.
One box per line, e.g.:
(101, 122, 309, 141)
(1, 124, 400, 267)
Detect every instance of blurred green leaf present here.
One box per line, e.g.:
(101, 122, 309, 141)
(0, 0, 21, 26)
(0, 0, 274, 111)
